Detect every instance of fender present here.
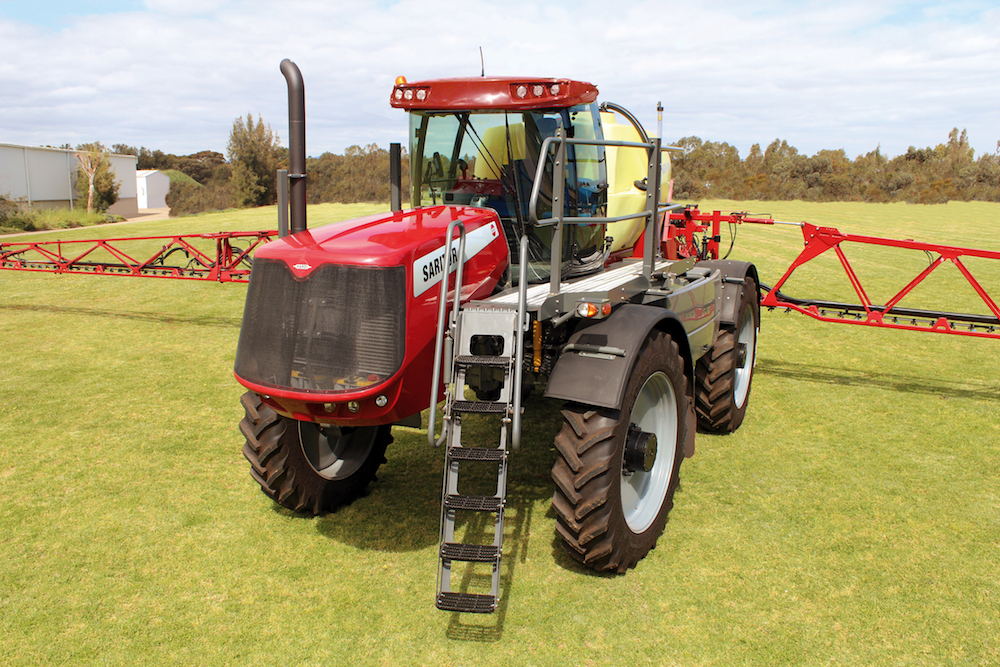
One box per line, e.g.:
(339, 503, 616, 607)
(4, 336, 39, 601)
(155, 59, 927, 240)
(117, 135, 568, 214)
(695, 260, 760, 327)
(544, 303, 695, 410)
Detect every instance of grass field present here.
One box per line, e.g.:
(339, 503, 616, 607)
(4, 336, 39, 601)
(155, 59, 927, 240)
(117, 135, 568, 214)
(1, 200, 998, 665)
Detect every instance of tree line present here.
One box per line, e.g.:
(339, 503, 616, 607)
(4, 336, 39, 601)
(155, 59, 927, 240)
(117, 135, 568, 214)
(108, 120, 1000, 217)
(112, 115, 410, 217)
(670, 129, 1000, 204)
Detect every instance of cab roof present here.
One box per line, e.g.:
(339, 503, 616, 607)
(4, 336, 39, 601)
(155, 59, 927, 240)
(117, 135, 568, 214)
(390, 76, 599, 112)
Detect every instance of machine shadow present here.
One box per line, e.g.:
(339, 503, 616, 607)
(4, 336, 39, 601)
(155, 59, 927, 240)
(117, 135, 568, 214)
(2, 303, 241, 329)
(756, 357, 1000, 402)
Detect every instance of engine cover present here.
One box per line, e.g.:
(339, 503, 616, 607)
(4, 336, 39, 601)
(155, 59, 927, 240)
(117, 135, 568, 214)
(234, 205, 508, 425)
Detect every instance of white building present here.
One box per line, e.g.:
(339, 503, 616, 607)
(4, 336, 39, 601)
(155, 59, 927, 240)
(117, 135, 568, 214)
(0, 143, 138, 217)
(136, 170, 170, 209)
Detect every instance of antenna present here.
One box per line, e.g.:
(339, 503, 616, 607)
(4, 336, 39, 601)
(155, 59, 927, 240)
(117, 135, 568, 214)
(480, 47, 485, 77)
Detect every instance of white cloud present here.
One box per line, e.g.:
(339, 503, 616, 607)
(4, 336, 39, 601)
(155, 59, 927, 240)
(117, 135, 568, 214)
(1, 0, 998, 158)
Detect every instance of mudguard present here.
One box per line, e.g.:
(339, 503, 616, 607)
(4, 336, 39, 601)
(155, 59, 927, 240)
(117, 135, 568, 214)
(544, 303, 693, 411)
(694, 260, 760, 327)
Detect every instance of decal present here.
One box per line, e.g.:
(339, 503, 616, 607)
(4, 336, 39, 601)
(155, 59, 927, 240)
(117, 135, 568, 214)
(413, 221, 499, 297)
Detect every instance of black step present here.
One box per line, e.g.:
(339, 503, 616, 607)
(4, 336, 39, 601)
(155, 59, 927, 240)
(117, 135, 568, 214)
(436, 592, 497, 614)
(448, 447, 506, 462)
(444, 494, 503, 512)
(440, 542, 501, 563)
(455, 355, 510, 368)
(452, 400, 507, 414)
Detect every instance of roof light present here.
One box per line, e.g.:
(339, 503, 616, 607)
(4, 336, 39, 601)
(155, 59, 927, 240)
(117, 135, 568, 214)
(394, 88, 403, 101)
(395, 75, 407, 85)
(532, 84, 544, 97)
(404, 89, 414, 100)
(515, 85, 528, 99)
(551, 83, 561, 94)
(415, 89, 427, 101)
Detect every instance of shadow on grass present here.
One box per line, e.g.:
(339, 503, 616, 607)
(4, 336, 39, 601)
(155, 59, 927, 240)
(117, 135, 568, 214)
(2, 303, 241, 328)
(757, 357, 1000, 401)
(305, 392, 565, 641)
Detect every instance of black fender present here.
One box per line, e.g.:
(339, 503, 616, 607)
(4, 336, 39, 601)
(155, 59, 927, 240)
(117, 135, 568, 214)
(694, 260, 760, 327)
(544, 303, 697, 456)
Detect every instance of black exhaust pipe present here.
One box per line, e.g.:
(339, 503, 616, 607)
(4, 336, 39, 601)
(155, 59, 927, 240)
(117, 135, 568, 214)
(280, 59, 307, 235)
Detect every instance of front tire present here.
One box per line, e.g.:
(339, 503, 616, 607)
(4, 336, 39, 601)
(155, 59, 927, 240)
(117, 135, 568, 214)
(239, 391, 392, 514)
(551, 331, 687, 573)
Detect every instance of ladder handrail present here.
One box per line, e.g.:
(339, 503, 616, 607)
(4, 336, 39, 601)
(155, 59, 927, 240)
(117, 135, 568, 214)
(427, 220, 468, 447)
(510, 234, 530, 451)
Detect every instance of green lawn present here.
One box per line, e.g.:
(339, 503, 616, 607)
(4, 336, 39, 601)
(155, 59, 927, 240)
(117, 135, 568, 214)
(1, 201, 998, 665)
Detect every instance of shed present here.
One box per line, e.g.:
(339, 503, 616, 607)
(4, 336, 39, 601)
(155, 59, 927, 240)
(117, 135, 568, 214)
(136, 170, 170, 209)
(0, 143, 138, 217)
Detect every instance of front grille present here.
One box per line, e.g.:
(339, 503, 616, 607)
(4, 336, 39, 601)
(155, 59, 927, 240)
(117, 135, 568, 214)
(234, 259, 406, 393)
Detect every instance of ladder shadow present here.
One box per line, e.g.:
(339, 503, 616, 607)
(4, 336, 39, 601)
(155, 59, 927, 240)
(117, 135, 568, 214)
(441, 494, 534, 642)
(440, 391, 563, 641)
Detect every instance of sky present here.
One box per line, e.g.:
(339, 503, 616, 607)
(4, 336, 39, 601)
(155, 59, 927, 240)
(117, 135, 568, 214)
(1, 0, 998, 160)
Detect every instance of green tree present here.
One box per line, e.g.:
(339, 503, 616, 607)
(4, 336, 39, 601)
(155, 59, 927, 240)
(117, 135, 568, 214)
(227, 113, 281, 208)
(74, 143, 119, 213)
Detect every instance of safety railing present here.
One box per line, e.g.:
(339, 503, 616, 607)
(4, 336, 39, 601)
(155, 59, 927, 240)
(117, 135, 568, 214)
(527, 133, 681, 294)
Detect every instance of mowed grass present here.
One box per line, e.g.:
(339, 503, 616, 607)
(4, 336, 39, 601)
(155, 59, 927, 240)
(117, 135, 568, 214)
(1, 200, 998, 665)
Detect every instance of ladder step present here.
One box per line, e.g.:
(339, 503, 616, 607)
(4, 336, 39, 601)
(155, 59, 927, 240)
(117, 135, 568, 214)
(445, 494, 503, 512)
(452, 400, 507, 414)
(455, 355, 510, 368)
(440, 542, 501, 563)
(436, 592, 497, 614)
(448, 447, 506, 462)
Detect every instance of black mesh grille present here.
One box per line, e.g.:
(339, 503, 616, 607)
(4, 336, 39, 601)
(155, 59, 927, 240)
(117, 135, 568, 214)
(234, 259, 406, 393)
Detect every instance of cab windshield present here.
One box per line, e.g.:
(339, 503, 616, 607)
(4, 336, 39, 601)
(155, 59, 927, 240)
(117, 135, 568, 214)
(409, 105, 608, 283)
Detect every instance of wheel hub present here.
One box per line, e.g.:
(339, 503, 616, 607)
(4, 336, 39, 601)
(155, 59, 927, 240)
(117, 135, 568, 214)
(736, 342, 748, 369)
(299, 422, 378, 480)
(624, 423, 657, 474)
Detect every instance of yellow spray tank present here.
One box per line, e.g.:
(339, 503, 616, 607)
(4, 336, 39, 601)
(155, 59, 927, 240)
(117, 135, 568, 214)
(601, 105, 672, 253)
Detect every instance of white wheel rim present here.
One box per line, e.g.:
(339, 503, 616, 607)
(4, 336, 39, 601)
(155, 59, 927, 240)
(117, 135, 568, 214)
(734, 303, 756, 409)
(620, 371, 677, 533)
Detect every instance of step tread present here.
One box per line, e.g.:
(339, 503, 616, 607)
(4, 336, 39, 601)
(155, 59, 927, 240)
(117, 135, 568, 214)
(436, 592, 497, 614)
(440, 542, 501, 563)
(455, 355, 511, 368)
(452, 400, 508, 414)
(445, 494, 503, 512)
(448, 446, 506, 462)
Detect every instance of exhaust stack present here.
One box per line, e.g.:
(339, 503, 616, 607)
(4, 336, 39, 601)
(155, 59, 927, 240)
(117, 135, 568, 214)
(280, 59, 307, 235)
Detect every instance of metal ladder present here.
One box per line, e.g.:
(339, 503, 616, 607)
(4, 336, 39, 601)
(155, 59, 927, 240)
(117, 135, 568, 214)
(435, 306, 520, 613)
(427, 225, 529, 613)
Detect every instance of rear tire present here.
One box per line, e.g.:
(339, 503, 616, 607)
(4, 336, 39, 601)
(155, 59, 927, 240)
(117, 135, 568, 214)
(239, 391, 391, 514)
(551, 331, 687, 573)
(695, 275, 759, 434)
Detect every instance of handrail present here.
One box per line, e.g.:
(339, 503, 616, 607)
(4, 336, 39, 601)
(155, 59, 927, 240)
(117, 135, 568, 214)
(427, 220, 467, 447)
(527, 133, 671, 293)
(510, 234, 530, 451)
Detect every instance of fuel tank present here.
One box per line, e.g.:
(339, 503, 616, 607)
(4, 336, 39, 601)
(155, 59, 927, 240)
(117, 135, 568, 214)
(234, 205, 508, 425)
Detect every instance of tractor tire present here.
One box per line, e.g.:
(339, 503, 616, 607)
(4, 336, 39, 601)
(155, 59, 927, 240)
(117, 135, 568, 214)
(551, 330, 687, 573)
(239, 391, 392, 515)
(695, 275, 759, 434)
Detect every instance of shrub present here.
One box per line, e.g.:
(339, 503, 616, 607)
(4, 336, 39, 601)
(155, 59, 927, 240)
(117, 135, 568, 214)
(166, 180, 235, 217)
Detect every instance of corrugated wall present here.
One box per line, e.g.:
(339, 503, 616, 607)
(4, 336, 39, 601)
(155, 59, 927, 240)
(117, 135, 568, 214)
(0, 143, 137, 216)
